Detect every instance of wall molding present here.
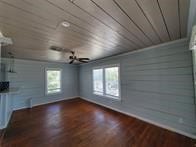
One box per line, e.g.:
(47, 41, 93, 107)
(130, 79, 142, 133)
(31, 96, 79, 108)
(13, 96, 79, 111)
(80, 97, 196, 139)
(81, 38, 189, 66)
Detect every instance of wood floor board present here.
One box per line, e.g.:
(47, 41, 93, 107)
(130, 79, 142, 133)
(0, 129, 5, 146)
(2, 98, 195, 147)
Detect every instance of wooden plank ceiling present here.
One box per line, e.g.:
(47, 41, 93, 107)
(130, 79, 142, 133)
(0, 0, 190, 63)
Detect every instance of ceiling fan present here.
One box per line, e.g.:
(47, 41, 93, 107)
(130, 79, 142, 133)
(69, 51, 90, 64)
(50, 46, 90, 64)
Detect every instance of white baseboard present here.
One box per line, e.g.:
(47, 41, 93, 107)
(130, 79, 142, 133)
(14, 96, 79, 111)
(80, 97, 196, 139)
(13, 105, 28, 111)
(30, 96, 79, 108)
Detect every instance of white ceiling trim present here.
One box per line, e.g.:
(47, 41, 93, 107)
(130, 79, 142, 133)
(80, 37, 188, 66)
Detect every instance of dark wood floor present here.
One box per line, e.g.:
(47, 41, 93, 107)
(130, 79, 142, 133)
(2, 98, 195, 147)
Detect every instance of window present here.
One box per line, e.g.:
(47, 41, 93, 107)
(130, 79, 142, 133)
(93, 69, 103, 94)
(105, 67, 119, 97)
(46, 68, 62, 94)
(93, 65, 120, 99)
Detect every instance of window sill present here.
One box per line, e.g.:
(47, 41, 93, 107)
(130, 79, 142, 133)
(93, 92, 121, 101)
(46, 91, 62, 96)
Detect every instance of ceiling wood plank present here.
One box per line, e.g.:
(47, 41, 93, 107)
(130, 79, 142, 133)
(0, 3, 133, 53)
(0, 0, 133, 51)
(157, 0, 180, 40)
(24, 0, 136, 50)
(29, 0, 139, 49)
(92, 0, 161, 45)
(70, 0, 147, 47)
(91, 0, 154, 45)
(0, 0, 189, 63)
(136, 0, 170, 42)
(113, 0, 161, 44)
(0, 21, 128, 53)
(0, 0, 57, 29)
(179, 0, 189, 37)
(0, 21, 130, 60)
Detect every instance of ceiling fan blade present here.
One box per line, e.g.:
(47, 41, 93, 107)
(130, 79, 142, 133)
(78, 58, 90, 60)
(70, 51, 75, 55)
(69, 59, 74, 64)
(79, 60, 88, 63)
(50, 46, 70, 52)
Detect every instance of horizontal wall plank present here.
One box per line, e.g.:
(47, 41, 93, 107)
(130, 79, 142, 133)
(124, 80, 193, 90)
(123, 75, 192, 82)
(123, 88, 194, 104)
(122, 59, 192, 71)
(122, 67, 192, 75)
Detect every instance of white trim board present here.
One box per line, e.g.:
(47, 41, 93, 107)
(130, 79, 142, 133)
(80, 97, 196, 139)
(80, 38, 189, 66)
(31, 96, 79, 108)
(14, 96, 79, 111)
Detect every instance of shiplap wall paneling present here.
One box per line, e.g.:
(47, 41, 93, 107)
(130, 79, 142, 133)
(8, 59, 79, 110)
(79, 39, 196, 137)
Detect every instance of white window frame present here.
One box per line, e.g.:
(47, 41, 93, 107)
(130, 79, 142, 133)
(92, 64, 121, 100)
(45, 68, 62, 95)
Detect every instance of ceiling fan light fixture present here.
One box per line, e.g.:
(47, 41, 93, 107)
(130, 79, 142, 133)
(61, 21, 70, 28)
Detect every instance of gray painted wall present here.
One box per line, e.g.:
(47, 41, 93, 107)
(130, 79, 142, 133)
(8, 59, 79, 110)
(79, 39, 196, 137)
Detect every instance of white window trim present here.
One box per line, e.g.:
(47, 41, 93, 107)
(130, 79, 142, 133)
(45, 68, 62, 95)
(92, 64, 121, 100)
